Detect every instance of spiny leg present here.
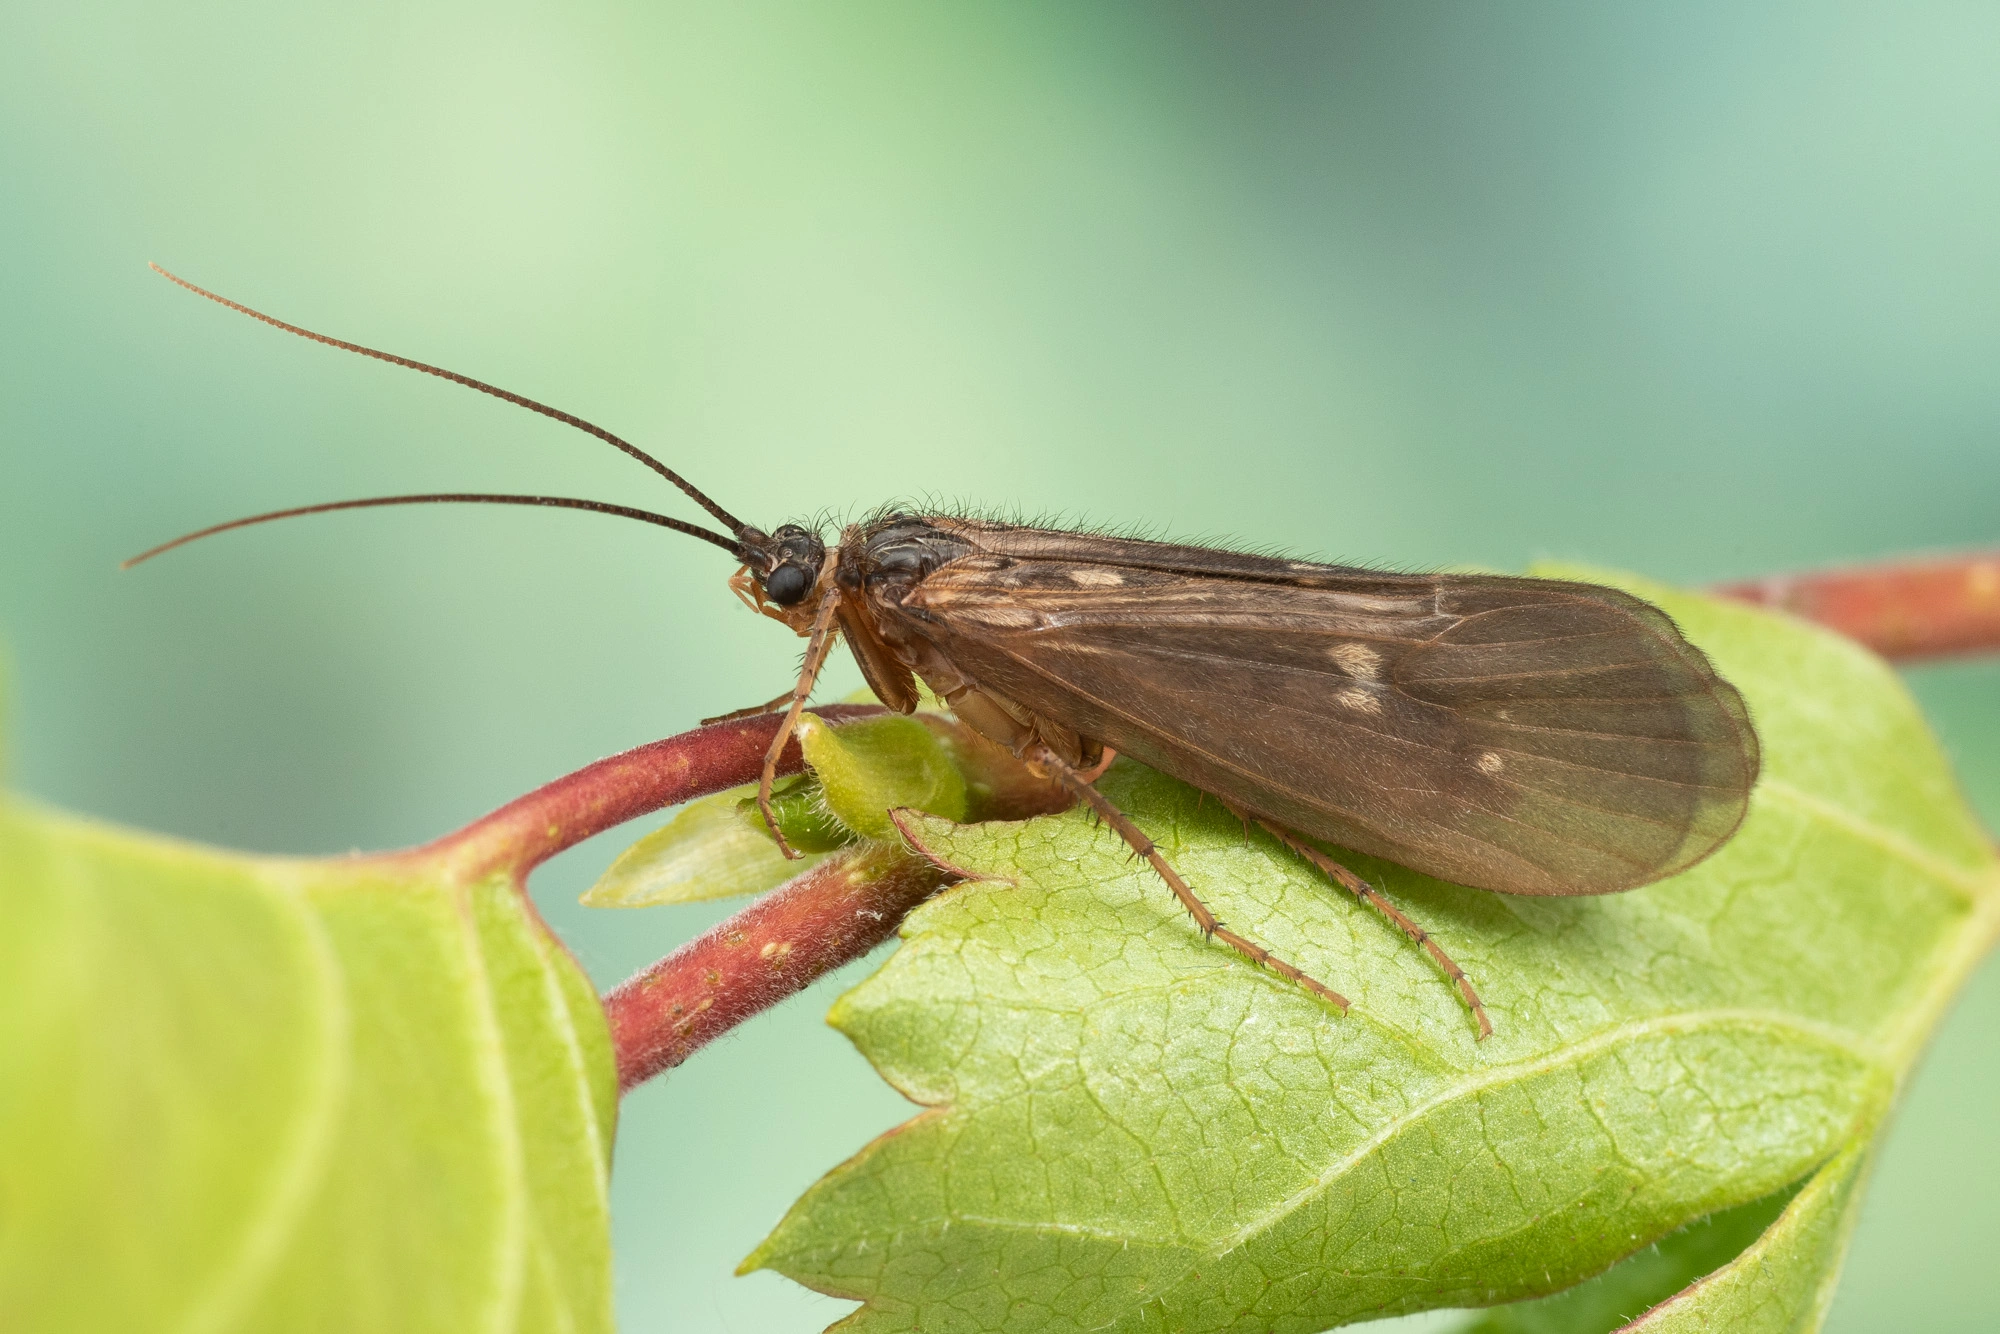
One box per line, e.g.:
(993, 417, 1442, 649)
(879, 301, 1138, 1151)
(1030, 747, 1349, 1012)
(757, 586, 844, 859)
(1235, 807, 1492, 1040)
(703, 689, 796, 726)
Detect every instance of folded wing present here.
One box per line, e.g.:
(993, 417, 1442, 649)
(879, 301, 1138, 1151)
(893, 540, 1758, 896)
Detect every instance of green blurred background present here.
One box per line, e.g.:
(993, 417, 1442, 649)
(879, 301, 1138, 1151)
(4, 3, 1998, 1330)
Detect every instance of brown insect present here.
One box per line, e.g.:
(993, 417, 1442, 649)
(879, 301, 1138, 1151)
(131, 266, 1762, 1038)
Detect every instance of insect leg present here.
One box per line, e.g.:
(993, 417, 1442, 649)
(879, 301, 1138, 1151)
(1029, 747, 1349, 1013)
(757, 586, 844, 859)
(1073, 747, 1117, 784)
(1237, 810, 1492, 1040)
(702, 690, 796, 726)
(728, 566, 762, 614)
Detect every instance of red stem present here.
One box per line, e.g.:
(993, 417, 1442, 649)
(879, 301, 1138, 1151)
(603, 847, 948, 1092)
(1711, 550, 2000, 661)
(398, 704, 883, 883)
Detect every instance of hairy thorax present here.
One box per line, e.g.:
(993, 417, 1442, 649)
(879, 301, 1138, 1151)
(832, 515, 1097, 766)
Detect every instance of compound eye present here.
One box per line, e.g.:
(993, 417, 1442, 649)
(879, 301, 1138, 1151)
(765, 563, 813, 606)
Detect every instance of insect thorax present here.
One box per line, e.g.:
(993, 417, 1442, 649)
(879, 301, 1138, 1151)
(837, 515, 975, 598)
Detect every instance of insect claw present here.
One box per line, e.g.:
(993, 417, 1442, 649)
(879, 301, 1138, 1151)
(763, 813, 803, 860)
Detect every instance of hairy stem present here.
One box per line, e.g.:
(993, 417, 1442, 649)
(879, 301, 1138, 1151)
(603, 847, 949, 1092)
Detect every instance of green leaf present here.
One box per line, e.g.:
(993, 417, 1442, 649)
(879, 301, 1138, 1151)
(747, 575, 2000, 1332)
(582, 780, 845, 908)
(1457, 1179, 1802, 1333)
(760, 773, 866, 853)
(0, 796, 617, 1332)
(1613, 1142, 1869, 1333)
(797, 713, 968, 839)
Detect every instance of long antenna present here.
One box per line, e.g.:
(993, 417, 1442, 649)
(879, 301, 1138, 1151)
(123, 493, 747, 569)
(148, 263, 750, 535)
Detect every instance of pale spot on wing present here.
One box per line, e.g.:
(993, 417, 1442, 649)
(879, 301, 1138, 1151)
(1475, 751, 1504, 775)
(1065, 568, 1126, 587)
(953, 555, 1013, 573)
(964, 606, 1045, 629)
(1326, 643, 1382, 680)
(1334, 687, 1382, 715)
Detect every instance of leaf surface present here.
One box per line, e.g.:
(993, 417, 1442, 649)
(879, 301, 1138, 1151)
(1612, 1143, 1867, 1333)
(799, 713, 969, 838)
(582, 782, 842, 907)
(0, 795, 617, 1333)
(748, 576, 2000, 1332)
(1457, 1181, 1799, 1333)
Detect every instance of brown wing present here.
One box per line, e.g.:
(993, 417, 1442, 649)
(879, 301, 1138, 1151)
(885, 524, 1759, 896)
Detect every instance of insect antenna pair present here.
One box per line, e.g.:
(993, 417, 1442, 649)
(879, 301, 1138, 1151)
(126, 264, 753, 568)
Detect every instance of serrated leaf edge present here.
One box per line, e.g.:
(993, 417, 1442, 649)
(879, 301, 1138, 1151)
(1615, 1140, 1871, 1333)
